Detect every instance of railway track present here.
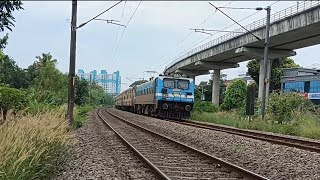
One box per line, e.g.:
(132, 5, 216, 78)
(167, 119, 320, 153)
(97, 108, 269, 180)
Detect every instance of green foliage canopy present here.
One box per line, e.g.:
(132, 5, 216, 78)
(0, 0, 23, 32)
(75, 77, 89, 106)
(0, 50, 29, 89)
(0, 85, 26, 120)
(247, 57, 299, 92)
(221, 79, 247, 110)
(27, 53, 68, 104)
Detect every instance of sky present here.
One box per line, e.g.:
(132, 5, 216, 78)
(3, 1, 320, 92)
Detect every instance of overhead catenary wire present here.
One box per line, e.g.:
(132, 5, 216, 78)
(150, 1, 234, 72)
(77, 0, 123, 29)
(209, 2, 262, 41)
(164, 0, 280, 70)
(109, 0, 142, 71)
(106, 1, 127, 69)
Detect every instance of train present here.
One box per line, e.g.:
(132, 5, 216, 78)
(115, 75, 195, 119)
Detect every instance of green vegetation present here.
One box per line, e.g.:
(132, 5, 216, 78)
(194, 73, 227, 105)
(220, 79, 247, 110)
(193, 101, 219, 113)
(247, 57, 299, 92)
(193, 58, 320, 139)
(0, 0, 23, 32)
(0, 3, 114, 178)
(192, 91, 320, 139)
(0, 85, 26, 121)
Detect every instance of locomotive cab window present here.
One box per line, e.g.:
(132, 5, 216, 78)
(163, 78, 175, 88)
(177, 80, 189, 90)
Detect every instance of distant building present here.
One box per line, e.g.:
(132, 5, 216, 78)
(77, 69, 121, 96)
(280, 67, 320, 104)
(237, 73, 255, 85)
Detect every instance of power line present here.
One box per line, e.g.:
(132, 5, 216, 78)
(106, 1, 127, 69)
(109, 1, 142, 71)
(77, 0, 123, 29)
(177, 1, 234, 48)
(209, 2, 262, 41)
(164, 1, 280, 70)
(151, 1, 234, 71)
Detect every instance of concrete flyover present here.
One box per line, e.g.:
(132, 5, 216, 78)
(163, 1, 320, 105)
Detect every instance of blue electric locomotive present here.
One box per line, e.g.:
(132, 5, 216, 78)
(134, 75, 194, 119)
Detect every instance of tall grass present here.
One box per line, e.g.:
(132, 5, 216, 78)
(0, 107, 73, 180)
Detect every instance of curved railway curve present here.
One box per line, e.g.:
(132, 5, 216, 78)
(166, 119, 320, 153)
(97, 108, 269, 180)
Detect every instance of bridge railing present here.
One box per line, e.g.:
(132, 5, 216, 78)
(165, 1, 320, 72)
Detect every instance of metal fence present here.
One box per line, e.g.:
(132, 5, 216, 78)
(165, 1, 320, 71)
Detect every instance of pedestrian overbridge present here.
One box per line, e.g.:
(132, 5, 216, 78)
(163, 1, 320, 105)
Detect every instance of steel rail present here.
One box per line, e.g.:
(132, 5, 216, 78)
(100, 108, 269, 180)
(97, 109, 170, 180)
(168, 119, 320, 153)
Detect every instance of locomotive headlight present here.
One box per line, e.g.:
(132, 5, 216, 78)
(185, 105, 192, 111)
(162, 93, 168, 98)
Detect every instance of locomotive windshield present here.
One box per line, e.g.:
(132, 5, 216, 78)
(177, 80, 189, 90)
(163, 78, 175, 88)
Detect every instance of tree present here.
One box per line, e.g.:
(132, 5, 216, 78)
(0, 85, 26, 121)
(0, 33, 8, 50)
(26, 53, 68, 105)
(247, 57, 299, 92)
(195, 73, 227, 105)
(75, 77, 89, 106)
(0, 0, 23, 32)
(221, 79, 247, 110)
(88, 83, 106, 105)
(0, 51, 29, 89)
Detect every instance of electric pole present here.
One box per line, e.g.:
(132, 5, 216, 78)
(261, 6, 271, 121)
(67, 0, 77, 126)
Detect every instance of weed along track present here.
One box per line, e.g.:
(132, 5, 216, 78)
(97, 108, 269, 180)
(167, 119, 320, 153)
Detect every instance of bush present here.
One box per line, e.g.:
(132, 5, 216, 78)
(221, 79, 247, 110)
(0, 86, 27, 121)
(193, 101, 219, 113)
(74, 105, 96, 128)
(267, 92, 314, 124)
(0, 108, 73, 180)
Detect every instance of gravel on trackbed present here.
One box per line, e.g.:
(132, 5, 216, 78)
(109, 108, 320, 180)
(54, 111, 157, 180)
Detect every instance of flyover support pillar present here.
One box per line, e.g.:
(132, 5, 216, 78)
(212, 69, 220, 106)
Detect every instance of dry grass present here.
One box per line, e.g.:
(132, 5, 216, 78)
(0, 107, 73, 180)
